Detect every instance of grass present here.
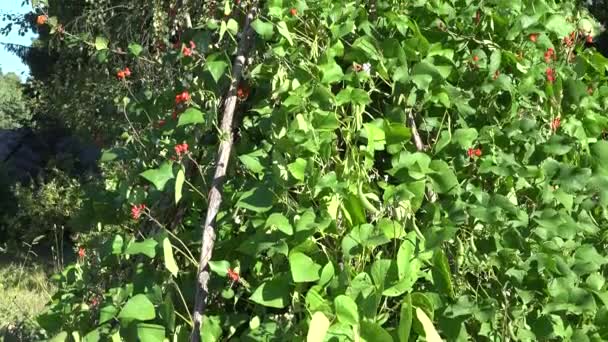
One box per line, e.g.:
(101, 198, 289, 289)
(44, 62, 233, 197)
(0, 255, 56, 342)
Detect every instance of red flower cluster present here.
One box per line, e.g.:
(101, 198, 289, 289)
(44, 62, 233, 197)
(175, 91, 191, 104)
(174, 143, 189, 156)
(117, 67, 131, 80)
(546, 67, 556, 83)
(155, 119, 166, 127)
(227, 268, 240, 282)
(472, 55, 479, 62)
(290, 8, 297, 16)
(544, 48, 556, 63)
(467, 148, 482, 158)
(587, 35, 594, 44)
(182, 41, 196, 57)
(529, 33, 538, 43)
(551, 117, 561, 131)
(563, 31, 577, 47)
(131, 204, 146, 220)
(78, 247, 86, 258)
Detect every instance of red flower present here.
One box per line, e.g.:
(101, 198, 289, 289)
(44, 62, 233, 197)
(551, 117, 561, 131)
(472, 55, 479, 62)
(78, 247, 86, 258)
(175, 91, 191, 104)
(529, 33, 538, 42)
(156, 119, 166, 127)
(90, 297, 99, 307)
(227, 268, 240, 282)
(174, 143, 189, 156)
(563, 36, 573, 47)
(131, 204, 146, 220)
(546, 67, 556, 83)
(290, 8, 297, 16)
(544, 48, 555, 63)
(189, 41, 196, 49)
(117, 67, 131, 80)
(182, 46, 192, 57)
(467, 148, 482, 158)
(36, 15, 48, 26)
(587, 35, 593, 44)
(237, 85, 249, 100)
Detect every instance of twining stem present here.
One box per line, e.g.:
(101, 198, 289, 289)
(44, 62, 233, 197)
(189, 4, 257, 341)
(406, 109, 437, 203)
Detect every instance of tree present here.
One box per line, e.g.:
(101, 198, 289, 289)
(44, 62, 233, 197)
(0, 69, 30, 129)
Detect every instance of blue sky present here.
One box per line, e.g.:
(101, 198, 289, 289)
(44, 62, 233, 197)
(0, 1, 36, 80)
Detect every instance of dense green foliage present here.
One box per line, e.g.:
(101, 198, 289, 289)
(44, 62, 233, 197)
(5, 0, 608, 341)
(0, 70, 30, 129)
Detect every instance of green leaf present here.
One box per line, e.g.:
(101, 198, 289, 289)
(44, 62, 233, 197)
(99, 305, 118, 324)
(250, 275, 291, 308)
(432, 250, 455, 299)
(289, 252, 321, 282)
(202, 316, 222, 342)
(124, 239, 158, 258)
(239, 154, 265, 174)
(360, 321, 393, 342)
(128, 43, 143, 56)
(288, 158, 307, 181)
(397, 232, 416, 279)
(319, 59, 344, 84)
(334, 295, 359, 325)
(140, 162, 175, 191)
(206, 60, 228, 82)
(236, 187, 274, 213)
(95, 36, 108, 50)
(452, 128, 478, 149)
(227, 18, 239, 35)
(163, 238, 179, 277)
(399, 295, 413, 342)
(428, 160, 459, 194)
(175, 168, 185, 204)
(50, 332, 68, 342)
(488, 49, 501, 75)
(545, 15, 575, 37)
(82, 329, 100, 342)
(136, 323, 165, 342)
(277, 21, 293, 45)
(319, 262, 335, 287)
(209, 260, 231, 277)
(177, 107, 205, 127)
(307, 312, 330, 342)
(266, 213, 293, 235)
(415, 308, 442, 342)
(251, 19, 274, 39)
(118, 294, 156, 321)
(111, 235, 123, 254)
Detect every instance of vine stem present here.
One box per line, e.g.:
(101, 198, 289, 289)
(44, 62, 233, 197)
(190, 4, 257, 341)
(407, 109, 438, 203)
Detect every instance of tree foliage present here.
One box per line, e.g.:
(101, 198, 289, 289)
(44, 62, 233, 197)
(7, 0, 608, 341)
(0, 69, 30, 129)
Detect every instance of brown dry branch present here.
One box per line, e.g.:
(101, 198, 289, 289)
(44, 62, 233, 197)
(189, 3, 257, 341)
